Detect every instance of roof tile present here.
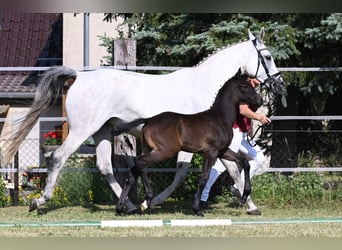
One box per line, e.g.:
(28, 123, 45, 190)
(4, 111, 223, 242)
(0, 13, 62, 94)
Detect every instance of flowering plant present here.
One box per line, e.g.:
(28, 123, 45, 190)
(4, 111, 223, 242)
(43, 131, 62, 145)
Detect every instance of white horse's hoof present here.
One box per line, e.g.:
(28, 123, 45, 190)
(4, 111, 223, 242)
(29, 199, 39, 212)
(140, 200, 148, 212)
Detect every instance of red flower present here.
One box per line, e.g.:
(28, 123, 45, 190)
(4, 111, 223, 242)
(43, 130, 62, 145)
(50, 132, 57, 139)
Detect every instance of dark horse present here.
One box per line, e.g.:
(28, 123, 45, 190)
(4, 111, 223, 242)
(113, 69, 264, 216)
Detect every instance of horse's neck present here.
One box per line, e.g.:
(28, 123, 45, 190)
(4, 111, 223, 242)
(195, 41, 251, 84)
(212, 83, 238, 128)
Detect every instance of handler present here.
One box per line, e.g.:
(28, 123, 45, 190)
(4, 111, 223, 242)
(200, 78, 271, 215)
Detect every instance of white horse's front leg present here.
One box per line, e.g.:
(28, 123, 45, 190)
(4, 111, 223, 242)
(149, 151, 193, 207)
(220, 159, 244, 194)
(30, 148, 66, 211)
(30, 135, 83, 212)
(220, 159, 257, 211)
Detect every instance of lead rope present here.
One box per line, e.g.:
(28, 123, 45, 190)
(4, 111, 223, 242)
(247, 80, 277, 148)
(247, 124, 264, 147)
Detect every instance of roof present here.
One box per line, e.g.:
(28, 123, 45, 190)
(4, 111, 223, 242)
(0, 13, 62, 97)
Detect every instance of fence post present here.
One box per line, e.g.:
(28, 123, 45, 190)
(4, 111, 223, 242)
(112, 39, 136, 67)
(112, 39, 138, 201)
(10, 152, 19, 205)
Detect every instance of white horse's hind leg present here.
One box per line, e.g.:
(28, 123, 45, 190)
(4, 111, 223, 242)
(93, 125, 137, 212)
(220, 159, 258, 211)
(30, 133, 86, 211)
(150, 151, 193, 206)
(95, 138, 137, 212)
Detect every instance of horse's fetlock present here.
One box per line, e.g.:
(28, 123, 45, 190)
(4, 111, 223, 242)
(116, 204, 126, 216)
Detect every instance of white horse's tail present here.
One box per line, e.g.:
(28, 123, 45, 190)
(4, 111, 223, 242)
(1, 66, 77, 166)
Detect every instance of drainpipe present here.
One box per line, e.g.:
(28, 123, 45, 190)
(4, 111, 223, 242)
(84, 13, 90, 68)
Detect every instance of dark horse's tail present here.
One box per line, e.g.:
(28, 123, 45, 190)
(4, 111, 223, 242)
(113, 118, 150, 136)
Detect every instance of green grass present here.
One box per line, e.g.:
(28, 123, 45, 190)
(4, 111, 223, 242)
(1, 200, 342, 237)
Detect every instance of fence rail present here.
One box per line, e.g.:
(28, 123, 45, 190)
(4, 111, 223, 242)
(1, 115, 342, 173)
(1, 117, 342, 175)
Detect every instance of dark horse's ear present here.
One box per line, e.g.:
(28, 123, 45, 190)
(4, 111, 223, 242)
(235, 68, 242, 77)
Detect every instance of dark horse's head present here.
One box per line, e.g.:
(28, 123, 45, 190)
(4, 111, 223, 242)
(230, 69, 264, 108)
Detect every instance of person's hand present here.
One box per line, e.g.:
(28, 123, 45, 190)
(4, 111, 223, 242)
(257, 114, 271, 124)
(248, 78, 261, 88)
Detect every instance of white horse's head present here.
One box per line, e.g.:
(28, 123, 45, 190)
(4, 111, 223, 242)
(243, 28, 286, 95)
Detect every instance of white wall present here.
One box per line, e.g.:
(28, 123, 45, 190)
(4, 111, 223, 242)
(0, 108, 40, 170)
(63, 13, 127, 68)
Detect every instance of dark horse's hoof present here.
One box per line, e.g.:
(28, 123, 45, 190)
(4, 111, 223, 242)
(193, 207, 205, 217)
(29, 199, 39, 212)
(116, 206, 126, 216)
(196, 211, 204, 217)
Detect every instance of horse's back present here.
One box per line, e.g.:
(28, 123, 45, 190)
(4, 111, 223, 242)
(143, 111, 228, 153)
(67, 69, 208, 118)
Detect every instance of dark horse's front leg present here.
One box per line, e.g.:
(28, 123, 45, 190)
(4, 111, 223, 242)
(193, 151, 218, 217)
(222, 149, 251, 204)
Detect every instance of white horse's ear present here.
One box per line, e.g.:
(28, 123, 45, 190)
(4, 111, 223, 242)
(248, 29, 255, 40)
(259, 27, 265, 40)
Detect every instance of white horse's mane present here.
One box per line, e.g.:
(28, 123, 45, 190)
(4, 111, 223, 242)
(195, 39, 249, 67)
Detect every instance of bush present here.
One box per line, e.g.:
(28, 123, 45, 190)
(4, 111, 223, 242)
(46, 154, 114, 207)
(0, 176, 11, 207)
(250, 172, 342, 208)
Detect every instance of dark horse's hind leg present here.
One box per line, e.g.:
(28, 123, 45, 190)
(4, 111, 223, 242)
(135, 153, 157, 211)
(138, 163, 154, 212)
(116, 155, 154, 215)
(116, 165, 140, 215)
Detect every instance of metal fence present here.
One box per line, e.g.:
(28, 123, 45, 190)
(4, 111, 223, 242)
(1, 117, 342, 205)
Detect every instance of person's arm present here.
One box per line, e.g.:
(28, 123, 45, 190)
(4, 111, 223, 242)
(239, 103, 271, 124)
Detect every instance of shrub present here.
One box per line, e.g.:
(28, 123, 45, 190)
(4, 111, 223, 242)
(46, 154, 114, 208)
(250, 172, 342, 208)
(0, 176, 11, 207)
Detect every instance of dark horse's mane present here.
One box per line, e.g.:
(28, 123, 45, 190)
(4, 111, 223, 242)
(211, 70, 248, 109)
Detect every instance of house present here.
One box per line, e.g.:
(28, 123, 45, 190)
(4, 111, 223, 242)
(0, 13, 124, 177)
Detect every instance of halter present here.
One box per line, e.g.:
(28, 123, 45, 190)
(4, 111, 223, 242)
(252, 39, 282, 93)
(247, 39, 281, 147)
